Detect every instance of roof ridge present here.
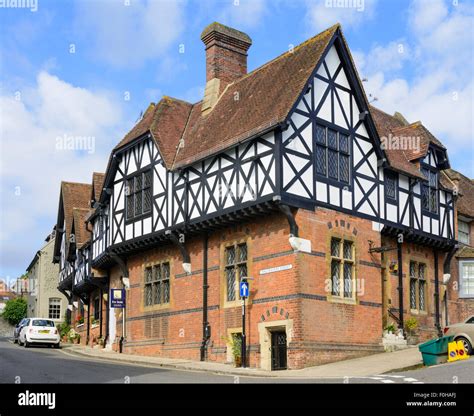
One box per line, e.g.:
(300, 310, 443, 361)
(228, 23, 340, 88)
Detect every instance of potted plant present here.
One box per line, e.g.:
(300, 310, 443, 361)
(384, 323, 397, 336)
(75, 315, 84, 325)
(405, 317, 419, 345)
(224, 334, 242, 367)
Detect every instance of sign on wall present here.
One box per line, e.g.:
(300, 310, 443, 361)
(110, 289, 125, 308)
(259, 264, 293, 275)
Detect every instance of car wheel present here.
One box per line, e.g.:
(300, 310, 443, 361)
(53, 343, 60, 349)
(24, 340, 30, 348)
(13, 338, 17, 344)
(456, 337, 472, 355)
(18, 339, 23, 346)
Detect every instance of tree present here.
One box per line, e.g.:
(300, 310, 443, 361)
(1, 297, 27, 325)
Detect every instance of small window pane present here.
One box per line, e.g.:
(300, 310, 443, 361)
(419, 264, 425, 280)
(328, 150, 338, 180)
(153, 282, 161, 304)
(421, 185, 430, 210)
(144, 170, 152, 187)
(429, 171, 437, 188)
(226, 247, 235, 265)
(343, 241, 353, 259)
(331, 260, 340, 296)
(410, 279, 417, 309)
(126, 195, 134, 219)
(343, 263, 352, 298)
(430, 189, 438, 213)
(143, 187, 152, 213)
(316, 125, 326, 145)
(331, 238, 340, 257)
(419, 281, 426, 310)
(328, 129, 337, 149)
(238, 244, 247, 262)
(385, 172, 397, 200)
(340, 154, 350, 183)
(135, 174, 143, 191)
(145, 285, 152, 306)
(339, 133, 349, 153)
(316, 146, 327, 175)
(145, 267, 153, 283)
(226, 268, 236, 301)
(410, 262, 416, 279)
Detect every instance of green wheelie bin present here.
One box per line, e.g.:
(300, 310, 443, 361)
(418, 335, 454, 366)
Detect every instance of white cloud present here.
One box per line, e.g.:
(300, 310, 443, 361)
(356, 0, 474, 174)
(217, 0, 268, 29)
(0, 72, 129, 273)
(305, 0, 378, 33)
(74, 0, 185, 68)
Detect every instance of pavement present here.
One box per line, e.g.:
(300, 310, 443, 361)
(2, 337, 473, 383)
(63, 342, 423, 378)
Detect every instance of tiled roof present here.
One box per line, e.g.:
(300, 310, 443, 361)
(370, 106, 425, 179)
(115, 24, 339, 170)
(72, 208, 92, 248)
(115, 98, 193, 168)
(92, 172, 105, 202)
(60, 181, 92, 253)
(455, 245, 474, 258)
(108, 23, 449, 184)
(174, 24, 339, 168)
(444, 168, 474, 218)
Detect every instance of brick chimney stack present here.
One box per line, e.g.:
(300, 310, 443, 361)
(200, 22, 252, 115)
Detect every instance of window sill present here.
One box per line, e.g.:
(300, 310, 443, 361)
(327, 295, 357, 305)
(410, 309, 427, 315)
(91, 323, 99, 329)
(223, 299, 251, 309)
(144, 303, 170, 311)
(76, 323, 84, 328)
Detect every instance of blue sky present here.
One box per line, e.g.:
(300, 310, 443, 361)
(0, 0, 473, 283)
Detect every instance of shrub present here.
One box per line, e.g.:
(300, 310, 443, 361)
(405, 317, 418, 335)
(1, 297, 27, 326)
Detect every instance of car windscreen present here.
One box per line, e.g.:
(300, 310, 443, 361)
(32, 320, 55, 327)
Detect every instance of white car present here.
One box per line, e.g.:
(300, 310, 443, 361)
(18, 318, 60, 349)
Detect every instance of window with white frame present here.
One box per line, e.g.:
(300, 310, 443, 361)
(458, 220, 470, 245)
(330, 238, 355, 299)
(459, 260, 474, 298)
(48, 298, 61, 320)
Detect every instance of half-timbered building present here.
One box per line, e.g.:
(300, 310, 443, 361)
(54, 23, 459, 369)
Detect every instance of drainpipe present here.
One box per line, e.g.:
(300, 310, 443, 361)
(104, 276, 110, 347)
(200, 233, 210, 361)
(397, 240, 404, 336)
(99, 288, 103, 339)
(433, 250, 442, 338)
(86, 294, 91, 345)
(442, 244, 458, 326)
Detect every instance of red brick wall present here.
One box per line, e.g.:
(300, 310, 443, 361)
(381, 236, 444, 342)
(116, 207, 386, 369)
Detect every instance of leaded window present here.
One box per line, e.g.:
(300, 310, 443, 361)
(421, 167, 438, 214)
(225, 243, 248, 302)
(330, 238, 355, 299)
(315, 125, 350, 185)
(144, 262, 170, 306)
(385, 170, 397, 202)
(126, 170, 152, 220)
(410, 261, 427, 311)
